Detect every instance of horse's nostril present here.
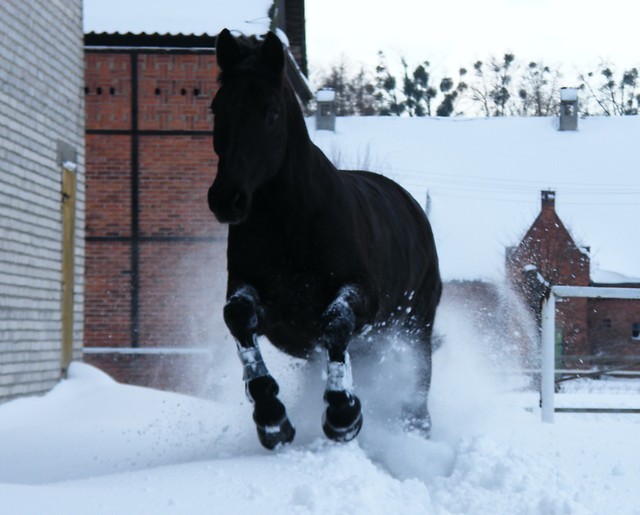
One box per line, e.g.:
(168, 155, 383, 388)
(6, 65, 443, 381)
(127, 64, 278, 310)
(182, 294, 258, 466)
(232, 192, 248, 213)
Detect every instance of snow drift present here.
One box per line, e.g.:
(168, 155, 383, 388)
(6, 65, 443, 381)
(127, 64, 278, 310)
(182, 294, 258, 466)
(2, 299, 640, 514)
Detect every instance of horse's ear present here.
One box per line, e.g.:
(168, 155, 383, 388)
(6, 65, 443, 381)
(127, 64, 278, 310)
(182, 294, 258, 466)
(260, 32, 285, 75)
(216, 28, 242, 71)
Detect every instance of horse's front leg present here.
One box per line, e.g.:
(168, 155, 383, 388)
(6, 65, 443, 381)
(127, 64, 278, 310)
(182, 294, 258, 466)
(224, 285, 295, 450)
(319, 285, 366, 442)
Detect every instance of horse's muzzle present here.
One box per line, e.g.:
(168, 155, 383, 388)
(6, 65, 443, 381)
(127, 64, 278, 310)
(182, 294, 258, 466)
(208, 183, 249, 224)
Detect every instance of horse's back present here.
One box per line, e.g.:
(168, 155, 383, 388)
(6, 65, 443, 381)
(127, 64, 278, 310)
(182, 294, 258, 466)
(336, 169, 440, 321)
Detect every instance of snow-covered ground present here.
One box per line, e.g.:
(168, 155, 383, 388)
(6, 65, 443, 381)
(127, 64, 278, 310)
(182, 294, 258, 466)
(2, 297, 640, 515)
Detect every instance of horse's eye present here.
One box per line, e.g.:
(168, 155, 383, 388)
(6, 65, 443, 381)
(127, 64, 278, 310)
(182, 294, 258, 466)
(266, 109, 279, 127)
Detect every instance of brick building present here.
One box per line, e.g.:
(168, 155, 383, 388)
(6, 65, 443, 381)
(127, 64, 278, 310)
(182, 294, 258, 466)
(507, 191, 640, 369)
(83, 33, 223, 392)
(83, 29, 310, 392)
(0, 0, 85, 401)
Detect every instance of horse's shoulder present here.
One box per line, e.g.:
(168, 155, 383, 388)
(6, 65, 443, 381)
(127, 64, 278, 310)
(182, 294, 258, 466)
(338, 169, 387, 182)
(338, 169, 405, 194)
(337, 169, 419, 212)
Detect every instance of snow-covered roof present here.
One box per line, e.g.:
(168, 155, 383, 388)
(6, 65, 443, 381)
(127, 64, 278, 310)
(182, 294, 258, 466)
(592, 269, 640, 285)
(307, 116, 640, 282)
(317, 89, 337, 102)
(560, 87, 579, 102)
(83, 0, 273, 37)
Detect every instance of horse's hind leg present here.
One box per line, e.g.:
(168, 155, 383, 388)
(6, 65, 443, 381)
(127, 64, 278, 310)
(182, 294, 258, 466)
(224, 285, 295, 449)
(402, 310, 436, 438)
(319, 285, 365, 442)
(402, 328, 433, 437)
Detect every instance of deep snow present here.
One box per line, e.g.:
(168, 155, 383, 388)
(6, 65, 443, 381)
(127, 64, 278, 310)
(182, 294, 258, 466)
(2, 296, 640, 514)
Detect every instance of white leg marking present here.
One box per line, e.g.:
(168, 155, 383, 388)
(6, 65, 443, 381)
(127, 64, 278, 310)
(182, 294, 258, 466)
(326, 351, 354, 393)
(237, 344, 269, 382)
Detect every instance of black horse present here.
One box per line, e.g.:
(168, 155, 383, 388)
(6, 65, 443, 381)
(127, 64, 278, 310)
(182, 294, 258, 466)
(208, 29, 441, 450)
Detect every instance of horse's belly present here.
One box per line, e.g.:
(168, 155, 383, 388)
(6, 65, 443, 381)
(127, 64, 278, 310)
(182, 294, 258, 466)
(264, 323, 318, 358)
(260, 285, 327, 358)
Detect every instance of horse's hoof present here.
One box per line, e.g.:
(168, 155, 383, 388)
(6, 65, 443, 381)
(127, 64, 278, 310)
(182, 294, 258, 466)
(322, 394, 363, 442)
(402, 407, 432, 439)
(256, 416, 296, 450)
(404, 417, 431, 439)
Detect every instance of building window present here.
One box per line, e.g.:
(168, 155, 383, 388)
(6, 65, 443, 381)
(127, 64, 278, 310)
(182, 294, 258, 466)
(632, 323, 640, 341)
(602, 318, 612, 328)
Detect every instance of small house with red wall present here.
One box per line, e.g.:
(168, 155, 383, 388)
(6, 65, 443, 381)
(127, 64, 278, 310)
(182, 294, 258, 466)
(507, 190, 640, 370)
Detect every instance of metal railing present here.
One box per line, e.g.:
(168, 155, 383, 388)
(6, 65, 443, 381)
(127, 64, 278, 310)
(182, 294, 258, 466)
(541, 285, 640, 422)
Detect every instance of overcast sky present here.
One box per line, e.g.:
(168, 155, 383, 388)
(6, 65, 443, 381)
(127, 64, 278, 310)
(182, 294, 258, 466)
(306, 0, 639, 79)
(84, 0, 639, 81)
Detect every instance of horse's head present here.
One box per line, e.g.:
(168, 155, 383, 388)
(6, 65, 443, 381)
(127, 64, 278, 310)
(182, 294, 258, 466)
(208, 29, 289, 224)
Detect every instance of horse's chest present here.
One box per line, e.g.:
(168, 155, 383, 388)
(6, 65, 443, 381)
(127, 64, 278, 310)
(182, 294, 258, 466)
(251, 253, 331, 313)
(228, 227, 334, 315)
(232, 240, 331, 355)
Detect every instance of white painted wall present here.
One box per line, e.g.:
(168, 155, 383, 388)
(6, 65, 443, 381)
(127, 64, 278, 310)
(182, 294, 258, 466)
(0, 0, 85, 401)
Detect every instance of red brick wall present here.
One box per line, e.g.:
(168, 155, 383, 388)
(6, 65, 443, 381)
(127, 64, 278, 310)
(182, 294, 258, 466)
(508, 202, 590, 288)
(138, 241, 227, 348)
(139, 136, 217, 237)
(85, 134, 131, 237)
(84, 47, 228, 391)
(138, 53, 217, 131)
(84, 242, 131, 347)
(85, 53, 131, 130)
(588, 297, 640, 358)
(83, 352, 215, 395)
(556, 298, 589, 358)
(506, 194, 591, 360)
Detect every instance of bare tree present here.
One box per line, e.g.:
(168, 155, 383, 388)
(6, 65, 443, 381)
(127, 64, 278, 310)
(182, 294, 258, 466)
(374, 51, 403, 116)
(490, 53, 515, 116)
(579, 64, 640, 116)
(436, 69, 468, 116)
(517, 62, 561, 116)
(469, 55, 516, 116)
(470, 60, 492, 116)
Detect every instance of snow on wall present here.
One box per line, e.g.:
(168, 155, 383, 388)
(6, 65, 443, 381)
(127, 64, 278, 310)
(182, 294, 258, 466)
(0, 0, 85, 401)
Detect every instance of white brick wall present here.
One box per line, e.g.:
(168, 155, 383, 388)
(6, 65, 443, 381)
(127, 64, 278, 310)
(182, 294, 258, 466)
(0, 0, 85, 401)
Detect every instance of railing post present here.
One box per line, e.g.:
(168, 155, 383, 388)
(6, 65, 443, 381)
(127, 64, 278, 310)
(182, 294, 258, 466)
(540, 291, 556, 422)
(537, 285, 640, 423)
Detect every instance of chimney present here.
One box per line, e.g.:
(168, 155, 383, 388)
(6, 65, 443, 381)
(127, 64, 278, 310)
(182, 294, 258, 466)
(541, 190, 556, 210)
(315, 88, 336, 131)
(559, 87, 578, 131)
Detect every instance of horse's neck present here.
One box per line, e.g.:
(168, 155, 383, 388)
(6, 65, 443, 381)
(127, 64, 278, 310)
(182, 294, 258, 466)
(257, 108, 338, 217)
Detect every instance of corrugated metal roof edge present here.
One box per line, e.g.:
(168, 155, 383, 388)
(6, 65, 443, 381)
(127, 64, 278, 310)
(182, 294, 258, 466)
(85, 31, 218, 48)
